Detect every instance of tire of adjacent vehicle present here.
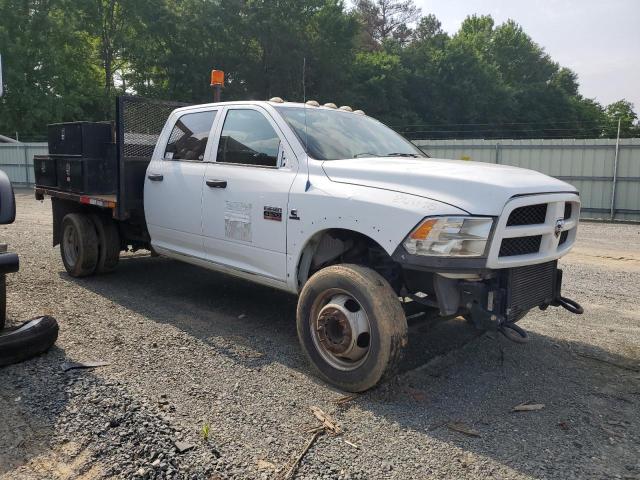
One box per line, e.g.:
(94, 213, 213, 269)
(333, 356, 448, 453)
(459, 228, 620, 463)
(60, 213, 99, 277)
(0, 316, 59, 367)
(90, 214, 120, 274)
(296, 264, 408, 392)
(0, 274, 6, 331)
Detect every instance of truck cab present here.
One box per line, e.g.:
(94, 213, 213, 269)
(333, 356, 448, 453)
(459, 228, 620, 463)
(35, 97, 583, 392)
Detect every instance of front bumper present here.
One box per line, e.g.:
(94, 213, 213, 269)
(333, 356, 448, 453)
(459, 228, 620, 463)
(459, 261, 562, 330)
(398, 258, 582, 330)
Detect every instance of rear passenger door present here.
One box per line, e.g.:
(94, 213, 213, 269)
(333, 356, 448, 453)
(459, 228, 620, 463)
(201, 106, 299, 283)
(145, 108, 218, 257)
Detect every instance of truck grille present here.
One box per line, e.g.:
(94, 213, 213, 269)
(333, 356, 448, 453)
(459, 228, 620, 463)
(507, 204, 547, 226)
(499, 235, 542, 257)
(486, 194, 580, 268)
(506, 261, 557, 321)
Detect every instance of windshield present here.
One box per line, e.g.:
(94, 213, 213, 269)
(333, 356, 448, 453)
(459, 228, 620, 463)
(275, 107, 426, 160)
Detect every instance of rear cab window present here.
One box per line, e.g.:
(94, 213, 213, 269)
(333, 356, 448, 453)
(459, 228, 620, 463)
(164, 110, 217, 161)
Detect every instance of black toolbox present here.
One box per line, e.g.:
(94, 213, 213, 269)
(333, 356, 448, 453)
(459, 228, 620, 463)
(47, 122, 112, 158)
(33, 155, 58, 187)
(56, 156, 116, 194)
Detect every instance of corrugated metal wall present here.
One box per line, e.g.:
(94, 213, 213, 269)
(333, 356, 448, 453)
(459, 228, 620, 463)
(0, 143, 48, 185)
(1, 139, 639, 221)
(414, 138, 640, 221)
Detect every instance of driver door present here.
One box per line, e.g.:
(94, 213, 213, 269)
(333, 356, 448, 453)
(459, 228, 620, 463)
(201, 106, 299, 282)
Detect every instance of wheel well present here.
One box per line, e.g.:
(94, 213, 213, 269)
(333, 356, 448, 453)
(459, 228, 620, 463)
(296, 229, 402, 293)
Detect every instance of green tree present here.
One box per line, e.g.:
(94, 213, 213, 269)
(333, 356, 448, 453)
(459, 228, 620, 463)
(354, 0, 421, 46)
(0, 1, 636, 142)
(0, 0, 103, 138)
(604, 100, 640, 137)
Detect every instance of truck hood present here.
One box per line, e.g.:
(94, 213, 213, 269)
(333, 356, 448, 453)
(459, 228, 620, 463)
(321, 157, 576, 215)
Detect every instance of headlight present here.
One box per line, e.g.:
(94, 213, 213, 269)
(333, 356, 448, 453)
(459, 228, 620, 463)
(403, 216, 493, 257)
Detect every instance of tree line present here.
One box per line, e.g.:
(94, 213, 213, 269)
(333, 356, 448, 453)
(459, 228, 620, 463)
(1, 0, 638, 141)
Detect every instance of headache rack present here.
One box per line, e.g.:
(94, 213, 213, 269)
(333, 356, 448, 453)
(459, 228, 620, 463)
(115, 96, 188, 220)
(35, 96, 188, 221)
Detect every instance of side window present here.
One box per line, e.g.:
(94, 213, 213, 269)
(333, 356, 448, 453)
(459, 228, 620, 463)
(217, 109, 281, 167)
(164, 110, 216, 161)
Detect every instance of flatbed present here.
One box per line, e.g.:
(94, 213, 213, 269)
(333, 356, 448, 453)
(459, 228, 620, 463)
(35, 187, 117, 212)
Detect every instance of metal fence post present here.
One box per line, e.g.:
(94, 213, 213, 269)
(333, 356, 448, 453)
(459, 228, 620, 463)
(495, 143, 500, 164)
(610, 118, 621, 220)
(22, 144, 30, 185)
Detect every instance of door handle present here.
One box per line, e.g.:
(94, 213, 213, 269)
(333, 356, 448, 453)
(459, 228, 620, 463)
(206, 179, 227, 188)
(147, 173, 164, 182)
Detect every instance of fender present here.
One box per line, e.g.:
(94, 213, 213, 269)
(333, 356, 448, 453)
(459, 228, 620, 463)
(286, 173, 467, 291)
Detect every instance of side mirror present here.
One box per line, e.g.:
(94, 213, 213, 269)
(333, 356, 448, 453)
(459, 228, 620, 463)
(276, 141, 285, 167)
(0, 170, 16, 225)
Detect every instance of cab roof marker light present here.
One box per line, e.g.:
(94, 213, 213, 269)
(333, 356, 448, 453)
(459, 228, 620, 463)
(269, 97, 285, 103)
(323, 102, 337, 109)
(305, 100, 320, 107)
(353, 109, 365, 115)
(339, 106, 353, 112)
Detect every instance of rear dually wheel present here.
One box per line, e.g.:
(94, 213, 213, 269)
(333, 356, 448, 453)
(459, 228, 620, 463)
(60, 213, 99, 277)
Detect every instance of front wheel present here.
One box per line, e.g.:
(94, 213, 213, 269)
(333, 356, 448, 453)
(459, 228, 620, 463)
(297, 264, 408, 392)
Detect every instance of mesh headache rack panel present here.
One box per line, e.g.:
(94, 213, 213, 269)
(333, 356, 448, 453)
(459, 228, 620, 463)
(116, 96, 189, 219)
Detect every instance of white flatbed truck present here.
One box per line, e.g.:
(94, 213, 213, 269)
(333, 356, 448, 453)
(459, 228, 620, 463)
(35, 95, 583, 392)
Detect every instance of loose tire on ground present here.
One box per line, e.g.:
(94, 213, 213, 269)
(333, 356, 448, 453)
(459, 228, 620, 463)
(60, 213, 99, 277)
(0, 316, 59, 367)
(0, 274, 5, 330)
(90, 214, 120, 274)
(297, 264, 408, 392)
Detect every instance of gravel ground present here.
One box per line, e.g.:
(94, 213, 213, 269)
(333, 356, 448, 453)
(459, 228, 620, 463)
(1, 190, 639, 480)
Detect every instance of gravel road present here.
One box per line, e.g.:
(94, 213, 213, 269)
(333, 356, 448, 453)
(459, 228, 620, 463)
(1, 190, 639, 479)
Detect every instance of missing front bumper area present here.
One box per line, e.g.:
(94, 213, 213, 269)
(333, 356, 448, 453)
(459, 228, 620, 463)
(455, 261, 583, 334)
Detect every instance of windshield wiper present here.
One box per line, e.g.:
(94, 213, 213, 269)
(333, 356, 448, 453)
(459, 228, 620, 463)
(385, 152, 421, 158)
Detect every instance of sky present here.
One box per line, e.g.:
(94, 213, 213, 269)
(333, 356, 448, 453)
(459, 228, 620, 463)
(414, 0, 640, 110)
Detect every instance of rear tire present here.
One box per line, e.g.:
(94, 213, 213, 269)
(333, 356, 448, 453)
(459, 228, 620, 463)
(60, 213, 98, 277)
(297, 264, 408, 392)
(90, 214, 120, 274)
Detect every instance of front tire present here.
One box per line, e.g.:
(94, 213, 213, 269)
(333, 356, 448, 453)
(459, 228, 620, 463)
(297, 264, 408, 392)
(60, 213, 99, 277)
